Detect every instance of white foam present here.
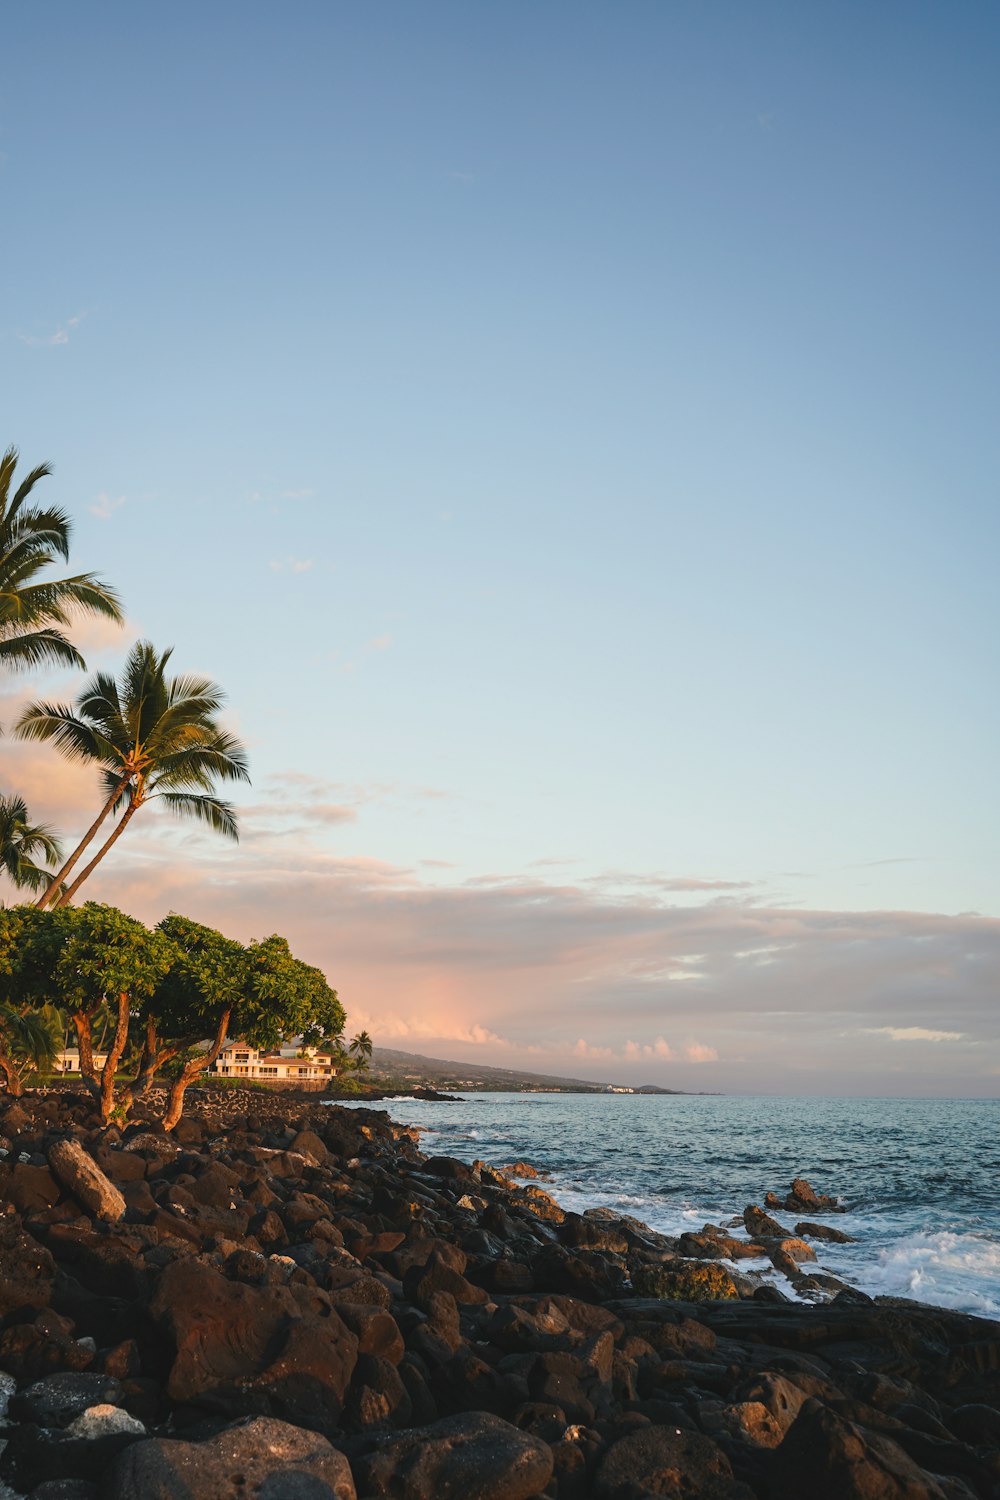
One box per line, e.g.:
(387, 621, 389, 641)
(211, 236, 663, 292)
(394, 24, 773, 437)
(853, 1230, 1000, 1318)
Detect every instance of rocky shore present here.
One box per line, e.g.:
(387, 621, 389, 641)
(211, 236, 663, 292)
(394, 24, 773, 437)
(0, 1088, 997, 1499)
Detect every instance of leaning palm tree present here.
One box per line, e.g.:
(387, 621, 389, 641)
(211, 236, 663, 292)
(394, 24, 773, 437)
(0, 446, 123, 673)
(0, 793, 63, 895)
(15, 640, 250, 908)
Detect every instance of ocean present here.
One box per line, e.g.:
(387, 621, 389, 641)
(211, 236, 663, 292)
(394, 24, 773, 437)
(342, 1091, 1000, 1318)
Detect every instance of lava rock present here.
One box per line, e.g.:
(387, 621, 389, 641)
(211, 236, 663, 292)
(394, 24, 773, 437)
(106, 1414, 356, 1499)
(48, 1140, 126, 1223)
(354, 1411, 553, 1500)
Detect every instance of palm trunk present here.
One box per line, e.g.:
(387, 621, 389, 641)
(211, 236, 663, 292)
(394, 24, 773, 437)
(162, 1006, 231, 1132)
(36, 776, 130, 909)
(99, 990, 131, 1123)
(56, 799, 140, 908)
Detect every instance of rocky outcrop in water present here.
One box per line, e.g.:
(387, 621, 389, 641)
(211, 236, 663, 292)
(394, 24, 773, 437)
(0, 1088, 996, 1499)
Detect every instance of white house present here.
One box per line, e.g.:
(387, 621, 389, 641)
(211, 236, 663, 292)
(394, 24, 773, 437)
(209, 1039, 341, 1084)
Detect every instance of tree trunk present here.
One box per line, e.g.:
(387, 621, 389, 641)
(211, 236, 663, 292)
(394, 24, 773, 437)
(162, 1007, 231, 1132)
(74, 1012, 100, 1099)
(56, 798, 140, 908)
(35, 776, 130, 909)
(0, 1048, 24, 1097)
(121, 1025, 193, 1111)
(130, 1015, 160, 1097)
(98, 991, 131, 1123)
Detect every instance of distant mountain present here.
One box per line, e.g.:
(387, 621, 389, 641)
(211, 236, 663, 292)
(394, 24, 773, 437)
(368, 1046, 607, 1093)
(365, 1046, 688, 1095)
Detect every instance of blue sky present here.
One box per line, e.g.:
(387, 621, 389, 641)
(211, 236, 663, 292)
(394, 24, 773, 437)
(2, 4, 998, 1091)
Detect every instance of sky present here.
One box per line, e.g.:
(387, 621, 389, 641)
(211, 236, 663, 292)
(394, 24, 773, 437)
(2, 2, 998, 1095)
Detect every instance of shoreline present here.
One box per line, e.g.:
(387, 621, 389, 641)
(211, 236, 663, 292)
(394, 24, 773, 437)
(0, 1086, 997, 1498)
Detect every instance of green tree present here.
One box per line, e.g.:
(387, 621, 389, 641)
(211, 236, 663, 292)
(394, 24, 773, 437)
(0, 794, 63, 896)
(16, 640, 250, 909)
(0, 446, 123, 675)
(348, 1028, 374, 1071)
(49, 903, 176, 1121)
(0, 905, 64, 1094)
(132, 915, 248, 1122)
(146, 923, 344, 1129)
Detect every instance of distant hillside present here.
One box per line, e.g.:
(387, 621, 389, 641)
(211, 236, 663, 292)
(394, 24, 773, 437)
(366, 1046, 686, 1094)
(368, 1046, 607, 1093)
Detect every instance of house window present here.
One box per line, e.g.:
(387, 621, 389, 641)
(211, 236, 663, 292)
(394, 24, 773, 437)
(259, 1066, 277, 1076)
(235, 1053, 250, 1063)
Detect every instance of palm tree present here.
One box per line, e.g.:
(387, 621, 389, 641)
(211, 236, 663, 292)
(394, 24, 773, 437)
(0, 1002, 60, 1096)
(349, 1029, 374, 1070)
(0, 446, 123, 674)
(0, 794, 63, 895)
(15, 640, 250, 908)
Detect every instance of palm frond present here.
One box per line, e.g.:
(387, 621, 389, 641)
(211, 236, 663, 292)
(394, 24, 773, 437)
(157, 792, 240, 841)
(0, 630, 86, 672)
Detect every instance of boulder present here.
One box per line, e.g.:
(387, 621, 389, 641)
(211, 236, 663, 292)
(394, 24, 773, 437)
(796, 1220, 856, 1243)
(744, 1204, 791, 1239)
(106, 1415, 356, 1499)
(354, 1411, 553, 1500)
(595, 1425, 756, 1498)
(0, 1214, 55, 1321)
(631, 1260, 740, 1301)
(150, 1258, 358, 1427)
(48, 1140, 126, 1223)
(772, 1398, 950, 1500)
(10, 1372, 124, 1428)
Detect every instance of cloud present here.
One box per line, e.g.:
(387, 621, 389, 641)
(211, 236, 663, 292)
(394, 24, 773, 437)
(865, 1027, 965, 1043)
(269, 557, 313, 573)
(18, 312, 87, 347)
(684, 1041, 719, 1062)
(4, 793, 996, 1093)
(90, 493, 127, 521)
(572, 1038, 614, 1060)
(363, 634, 393, 653)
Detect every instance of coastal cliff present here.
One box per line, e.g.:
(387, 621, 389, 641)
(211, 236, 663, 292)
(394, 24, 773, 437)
(0, 1088, 997, 1499)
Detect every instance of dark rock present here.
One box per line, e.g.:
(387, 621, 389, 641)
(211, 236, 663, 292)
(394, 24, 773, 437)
(948, 1401, 1000, 1444)
(11, 1371, 124, 1427)
(595, 1424, 756, 1498)
(27, 1481, 99, 1500)
(0, 1214, 56, 1321)
(419, 1155, 476, 1182)
(744, 1204, 792, 1239)
(48, 1141, 126, 1223)
(5, 1162, 62, 1214)
(796, 1220, 856, 1243)
(107, 1414, 356, 1499)
(772, 1397, 949, 1499)
(150, 1258, 358, 1428)
(354, 1411, 553, 1500)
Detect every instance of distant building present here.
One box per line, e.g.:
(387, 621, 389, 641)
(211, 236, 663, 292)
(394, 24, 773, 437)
(210, 1040, 341, 1086)
(52, 1049, 109, 1074)
(606, 1084, 635, 1093)
(51, 1038, 342, 1090)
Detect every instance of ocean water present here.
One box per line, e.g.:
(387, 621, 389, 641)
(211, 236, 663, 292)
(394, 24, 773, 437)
(343, 1092, 1000, 1318)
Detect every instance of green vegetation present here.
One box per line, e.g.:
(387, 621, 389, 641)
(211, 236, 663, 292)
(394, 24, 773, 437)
(0, 902, 344, 1126)
(0, 795, 63, 896)
(0, 441, 353, 1126)
(0, 446, 123, 674)
(17, 640, 250, 908)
